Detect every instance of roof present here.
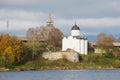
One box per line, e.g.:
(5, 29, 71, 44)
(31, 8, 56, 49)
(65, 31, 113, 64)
(90, 42, 120, 47)
(113, 42, 120, 47)
(71, 24, 80, 30)
(47, 14, 53, 23)
(72, 36, 87, 40)
(18, 37, 47, 42)
(18, 37, 28, 41)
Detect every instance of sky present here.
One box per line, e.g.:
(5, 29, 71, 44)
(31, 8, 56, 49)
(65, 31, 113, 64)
(0, 0, 120, 41)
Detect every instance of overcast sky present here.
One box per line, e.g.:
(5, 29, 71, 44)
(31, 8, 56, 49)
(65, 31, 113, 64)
(0, 0, 120, 41)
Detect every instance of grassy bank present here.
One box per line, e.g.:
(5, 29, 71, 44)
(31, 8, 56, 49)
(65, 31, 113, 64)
(1, 53, 120, 71)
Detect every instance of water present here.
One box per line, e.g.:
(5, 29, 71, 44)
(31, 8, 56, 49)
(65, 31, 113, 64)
(0, 70, 120, 80)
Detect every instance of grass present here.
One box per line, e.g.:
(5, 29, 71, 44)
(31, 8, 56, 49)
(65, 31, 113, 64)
(1, 53, 120, 71)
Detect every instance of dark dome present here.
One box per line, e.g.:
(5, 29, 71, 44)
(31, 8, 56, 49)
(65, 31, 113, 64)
(71, 24, 80, 30)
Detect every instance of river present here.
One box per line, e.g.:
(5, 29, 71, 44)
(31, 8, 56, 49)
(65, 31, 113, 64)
(0, 70, 120, 80)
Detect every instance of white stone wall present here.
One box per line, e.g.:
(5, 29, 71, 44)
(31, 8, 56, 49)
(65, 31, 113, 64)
(62, 36, 88, 54)
(75, 39, 81, 53)
(84, 39, 88, 55)
(42, 51, 79, 62)
(80, 39, 85, 54)
(42, 52, 62, 60)
(62, 36, 76, 51)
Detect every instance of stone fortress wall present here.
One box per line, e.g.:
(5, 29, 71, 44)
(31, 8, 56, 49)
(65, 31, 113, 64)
(42, 50, 79, 62)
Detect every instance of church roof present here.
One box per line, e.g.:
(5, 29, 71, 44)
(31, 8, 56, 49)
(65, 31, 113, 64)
(71, 22, 80, 30)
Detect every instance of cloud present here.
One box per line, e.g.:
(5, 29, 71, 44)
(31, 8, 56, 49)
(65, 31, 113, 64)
(78, 18, 120, 27)
(55, 18, 120, 28)
(0, 9, 48, 21)
(1, 16, 120, 32)
(0, 0, 62, 7)
(0, 20, 42, 31)
(1, 0, 120, 18)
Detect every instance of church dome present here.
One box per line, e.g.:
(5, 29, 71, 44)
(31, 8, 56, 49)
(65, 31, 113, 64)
(71, 24, 80, 30)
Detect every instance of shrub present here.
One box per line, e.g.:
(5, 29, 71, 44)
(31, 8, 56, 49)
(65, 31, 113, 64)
(112, 60, 120, 68)
(81, 54, 102, 63)
(0, 56, 6, 67)
(62, 54, 68, 62)
(113, 49, 120, 59)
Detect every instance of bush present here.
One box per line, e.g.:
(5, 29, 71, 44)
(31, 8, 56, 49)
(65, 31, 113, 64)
(0, 56, 7, 67)
(113, 49, 120, 59)
(112, 60, 120, 68)
(81, 54, 102, 63)
(103, 52, 114, 58)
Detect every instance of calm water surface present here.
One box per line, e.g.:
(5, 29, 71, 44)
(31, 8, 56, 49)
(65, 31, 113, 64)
(0, 70, 120, 80)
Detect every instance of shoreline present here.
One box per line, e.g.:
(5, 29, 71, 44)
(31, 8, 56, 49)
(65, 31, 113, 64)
(0, 66, 120, 72)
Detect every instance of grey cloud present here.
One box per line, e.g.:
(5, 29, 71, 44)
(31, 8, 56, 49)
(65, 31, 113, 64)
(0, 9, 48, 21)
(55, 0, 120, 18)
(1, 0, 120, 18)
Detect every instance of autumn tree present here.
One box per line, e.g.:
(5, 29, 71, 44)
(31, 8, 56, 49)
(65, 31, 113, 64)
(96, 33, 115, 53)
(26, 27, 40, 59)
(0, 34, 23, 65)
(38, 26, 50, 41)
(47, 27, 63, 47)
(26, 26, 64, 51)
(117, 37, 120, 42)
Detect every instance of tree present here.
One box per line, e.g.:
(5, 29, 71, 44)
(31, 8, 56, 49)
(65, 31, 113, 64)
(118, 37, 120, 42)
(26, 27, 38, 59)
(37, 26, 64, 47)
(0, 34, 23, 65)
(96, 33, 115, 53)
(96, 33, 106, 49)
(47, 27, 63, 47)
(26, 26, 64, 49)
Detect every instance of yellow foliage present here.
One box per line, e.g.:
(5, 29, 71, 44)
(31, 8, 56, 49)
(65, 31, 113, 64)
(0, 34, 23, 65)
(4, 46, 15, 64)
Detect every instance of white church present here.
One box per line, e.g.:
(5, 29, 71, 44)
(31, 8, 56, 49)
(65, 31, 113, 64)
(62, 23, 88, 54)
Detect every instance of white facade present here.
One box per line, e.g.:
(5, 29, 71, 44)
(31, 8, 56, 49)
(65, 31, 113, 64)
(62, 24, 88, 54)
(84, 39, 88, 54)
(71, 30, 80, 36)
(80, 38, 85, 54)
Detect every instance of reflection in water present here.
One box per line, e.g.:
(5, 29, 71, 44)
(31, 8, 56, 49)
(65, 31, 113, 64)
(0, 70, 120, 80)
